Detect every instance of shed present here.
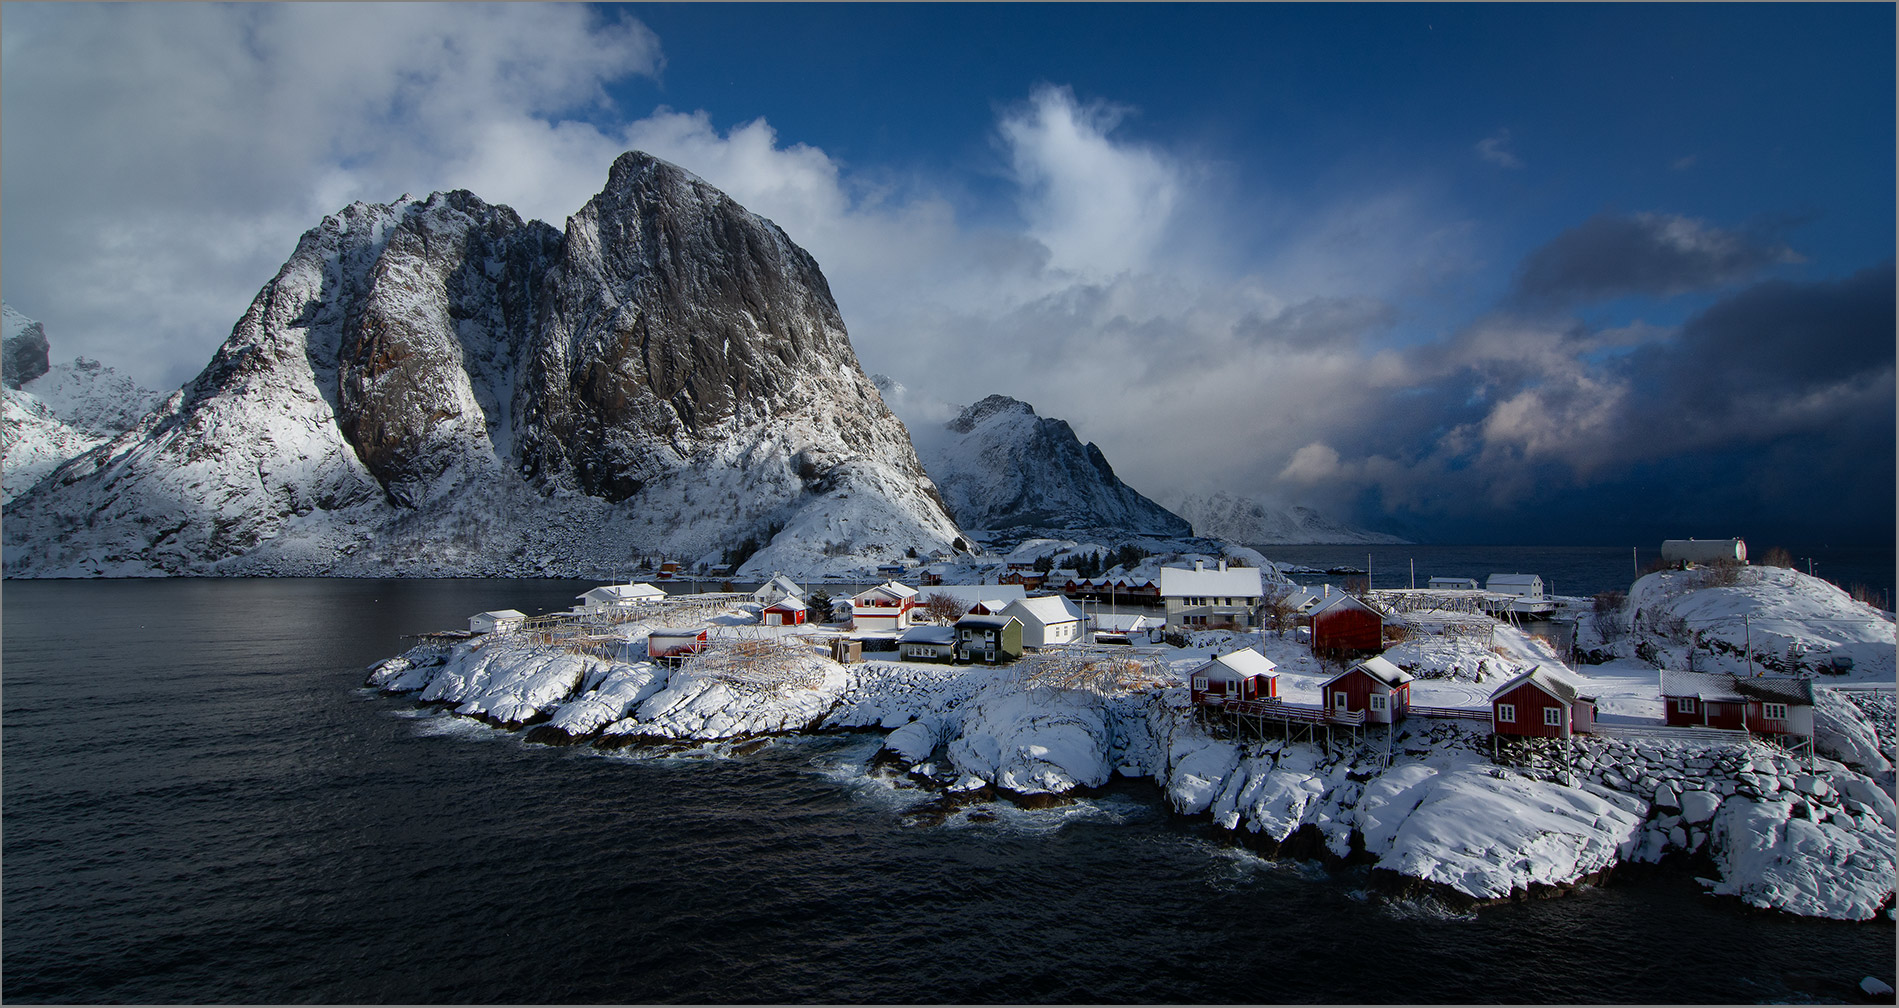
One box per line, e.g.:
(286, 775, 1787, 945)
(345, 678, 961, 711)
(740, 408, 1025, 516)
(576, 582, 667, 612)
(1090, 613, 1159, 645)
(1426, 576, 1480, 591)
(897, 625, 957, 662)
(1661, 538, 1748, 565)
(647, 627, 709, 664)
(953, 613, 1024, 663)
(1189, 648, 1279, 706)
(761, 597, 808, 626)
(1319, 655, 1414, 723)
(1308, 592, 1387, 656)
(1001, 595, 1087, 648)
(830, 638, 863, 664)
(1490, 665, 1595, 738)
(468, 609, 527, 635)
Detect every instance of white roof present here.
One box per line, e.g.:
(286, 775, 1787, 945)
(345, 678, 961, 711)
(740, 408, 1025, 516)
(648, 626, 705, 638)
(1325, 655, 1414, 689)
(853, 580, 918, 603)
(475, 609, 526, 620)
(1490, 664, 1589, 704)
(1157, 563, 1264, 599)
(1002, 595, 1085, 627)
(753, 574, 802, 597)
(1195, 647, 1279, 680)
(1091, 613, 1158, 633)
(1309, 592, 1380, 617)
(763, 596, 807, 612)
(1487, 573, 1542, 587)
(579, 583, 665, 603)
(919, 584, 1029, 607)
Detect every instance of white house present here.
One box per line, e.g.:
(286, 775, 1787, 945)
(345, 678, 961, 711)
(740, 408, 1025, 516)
(751, 574, 803, 608)
(851, 581, 920, 631)
(1090, 613, 1159, 644)
(468, 609, 527, 634)
(576, 583, 667, 613)
(1001, 595, 1087, 648)
(1157, 560, 1265, 631)
(1485, 574, 1545, 599)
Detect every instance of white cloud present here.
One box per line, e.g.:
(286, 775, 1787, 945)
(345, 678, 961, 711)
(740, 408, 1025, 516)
(1476, 128, 1523, 169)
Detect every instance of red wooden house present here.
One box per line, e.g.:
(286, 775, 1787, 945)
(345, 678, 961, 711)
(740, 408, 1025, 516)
(647, 627, 709, 664)
(1307, 592, 1388, 657)
(1659, 670, 1815, 738)
(1189, 648, 1279, 706)
(1319, 655, 1414, 724)
(761, 597, 807, 626)
(1489, 665, 1595, 738)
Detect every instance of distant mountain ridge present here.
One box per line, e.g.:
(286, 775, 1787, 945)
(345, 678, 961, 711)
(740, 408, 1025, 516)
(903, 391, 1192, 538)
(2, 303, 165, 505)
(1169, 490, 1410, 545)
(1, 153, 964, 577)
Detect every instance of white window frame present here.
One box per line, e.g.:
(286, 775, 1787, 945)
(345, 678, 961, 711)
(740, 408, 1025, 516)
(1225, 679, 1240, 697)
(984, 649, 995, 662)
(1497, 703, 1516, 724)
(1675, 698, 1696, 713)
(1333, 691, 1349, 712)
(1543, 706, 1563, 727)
(1192, 676, 1208, 692)
(1762, 702, 1789, 721)
(1369, 694, 1387, 712)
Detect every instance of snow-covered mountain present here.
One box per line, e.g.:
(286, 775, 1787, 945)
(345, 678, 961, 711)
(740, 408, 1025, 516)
(902, 392, 1190, 537)
(1, 152, 964, 577)
(2, 303, 165, 505)
(1169, 490, 1408, 544)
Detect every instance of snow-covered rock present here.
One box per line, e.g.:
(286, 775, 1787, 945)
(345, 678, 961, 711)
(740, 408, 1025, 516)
(3, 153, 963, 578)
(909, 393, 1189, 537)
(946, 685, 1115, 795)
(1167, 489, 1407, 544)
(1708, 794, 1897, 921)
(1625, 567, 1895, 683)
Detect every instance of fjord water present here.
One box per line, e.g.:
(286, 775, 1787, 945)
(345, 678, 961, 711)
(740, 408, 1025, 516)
(3, 579, 1891, 1003)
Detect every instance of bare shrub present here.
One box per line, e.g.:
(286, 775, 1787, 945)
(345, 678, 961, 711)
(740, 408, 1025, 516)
(1760, 546, 1795, 568)
(920, 592, 969, 623)
(1697, 559, 1745, 587)
(1592, 590, 1626, 641)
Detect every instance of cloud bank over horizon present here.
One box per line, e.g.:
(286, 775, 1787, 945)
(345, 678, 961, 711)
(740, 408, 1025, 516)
(2, 3, 1890, 545)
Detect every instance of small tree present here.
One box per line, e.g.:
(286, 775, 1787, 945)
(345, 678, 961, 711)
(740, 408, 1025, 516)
(1033, 554, 1055, 575)
(920, 592, 969, 624)
(1262, 586, 1302, 633)
(807, 589, 835, 623)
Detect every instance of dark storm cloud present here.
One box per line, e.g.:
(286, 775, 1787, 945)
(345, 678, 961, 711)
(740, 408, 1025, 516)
(1512, 212, 1800, 307)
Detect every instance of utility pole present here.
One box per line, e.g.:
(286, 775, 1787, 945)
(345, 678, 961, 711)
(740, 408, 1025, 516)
(1632, 546, 1638, 580)
(1743, 615, 1754, 677)
(1410, 558, 1416, 589)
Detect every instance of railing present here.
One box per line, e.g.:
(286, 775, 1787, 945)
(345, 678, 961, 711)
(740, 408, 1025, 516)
(1408, 704, 1492, 722)
(1224, 699, 1365, 727)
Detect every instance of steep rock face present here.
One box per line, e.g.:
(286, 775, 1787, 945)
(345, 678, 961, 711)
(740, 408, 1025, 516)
(1, 153, 961, 577)
(918, 394, 1189, 536)
(3, 302, 50, 388)
(1169, 490, 1408, 544)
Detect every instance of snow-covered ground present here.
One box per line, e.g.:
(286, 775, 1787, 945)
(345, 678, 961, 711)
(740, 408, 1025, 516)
(368, 590, 1897, 922)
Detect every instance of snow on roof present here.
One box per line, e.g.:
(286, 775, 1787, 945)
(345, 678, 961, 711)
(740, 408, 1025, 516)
(1661, 669, 1813, 706)
(898, 625, 956, 645)
(854, 580, 918, 602)
(1490, 664, 1587, 704)
(1157, 562, 1264, 599)
(648, 626, 705, 637)
(764, 596, 807, 612)
(1091, 613, 1158, 632)
(956, 613, 1019, 630)
(1196, 647, 1278, 680)
(1326, 655, 1414, 689)
(1004, 595, 1085, 626)
(1308, 592, 1381, 617)
(476, 609, 526, 619)
(919, 584, 1028, 607)
(753, 574, 802, 597)
(1486, 573, 1542, 589)
(579, 583, 665, 603)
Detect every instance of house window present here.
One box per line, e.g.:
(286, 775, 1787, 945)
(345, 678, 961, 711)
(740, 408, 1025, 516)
(1192, 677, 1207, 691)
(1675, 698, 1696, 713)
(1333, 691, 1349, 711)
(1225, 680, 1239, 696)
(1369, 694, 1387, 711)
(1543, 707, 1563, 727)
(1763, 702, 1789, 721)
(1497, 703, 1515, 723)
(984, 650, 995, 662)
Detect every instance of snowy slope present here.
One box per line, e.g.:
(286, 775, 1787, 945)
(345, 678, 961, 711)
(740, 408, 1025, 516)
(1169, 490, 1408, 544)
(909, 393, 1190, 536)
(2, 153, 965, 578)
(1622, 566, 1895, 682)
(0, 303, 165, 504)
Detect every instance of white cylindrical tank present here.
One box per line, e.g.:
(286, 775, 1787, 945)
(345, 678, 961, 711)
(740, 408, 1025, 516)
(1661, 538, 1747, 564)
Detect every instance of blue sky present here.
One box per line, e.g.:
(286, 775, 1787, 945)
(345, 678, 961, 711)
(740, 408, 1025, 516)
(2, 3, 1892, 546)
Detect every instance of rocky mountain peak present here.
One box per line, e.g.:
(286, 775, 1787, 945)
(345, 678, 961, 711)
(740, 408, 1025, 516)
(945, 394, 1036, 434)
(3, 302, 50, 389)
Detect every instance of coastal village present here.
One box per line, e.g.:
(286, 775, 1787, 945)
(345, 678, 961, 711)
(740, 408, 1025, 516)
(379, 535, 1898, 923)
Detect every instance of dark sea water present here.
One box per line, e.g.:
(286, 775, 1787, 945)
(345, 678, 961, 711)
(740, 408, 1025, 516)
(4, 578, 1893, 1004)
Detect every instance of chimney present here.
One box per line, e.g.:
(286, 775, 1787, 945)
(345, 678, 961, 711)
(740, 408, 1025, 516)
(1218, 560, 1228, 572)
(1323, 584, 1332, 597)
(1194, 560, 1205, 572)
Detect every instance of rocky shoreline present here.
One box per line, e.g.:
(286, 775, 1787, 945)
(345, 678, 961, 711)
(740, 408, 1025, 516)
(367, 632, 1897, 922)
